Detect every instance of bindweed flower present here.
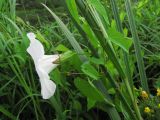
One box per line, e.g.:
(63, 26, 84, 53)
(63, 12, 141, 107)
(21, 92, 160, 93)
(141, 91, 148, 99)
(157, 88, 160, 96)
(144, 107, 151, 113)
(27, 32, 59, 99)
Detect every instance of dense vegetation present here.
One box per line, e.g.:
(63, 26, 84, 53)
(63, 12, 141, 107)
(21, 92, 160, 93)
(1, 0, 160, 120)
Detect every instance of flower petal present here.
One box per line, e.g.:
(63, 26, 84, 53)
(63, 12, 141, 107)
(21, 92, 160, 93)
(27, 33, 44, 63)
(41, 79, 56, 99)
(27, 32, 58, 99)
(38, 55, 59, 73)
(36, 67, 50, 80)
(37, 67, 56, 99)
(27, 32, 36, 41)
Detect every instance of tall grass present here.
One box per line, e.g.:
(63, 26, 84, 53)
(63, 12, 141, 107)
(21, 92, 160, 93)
(43, 4, 123, 120)
(110, 0, 142, 119)
(124, 0, 149, 93)
(0, 7, 45, 120)
(0, 1, 65, 119)
(62, 0, 141, 119)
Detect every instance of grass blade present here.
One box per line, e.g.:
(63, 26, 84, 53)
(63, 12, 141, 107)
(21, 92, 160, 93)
(124, 0, 149, 92)
(110, 0, 133, 88)
(65, 0, 137, 119)
(42, 3, 87, 62)
(76, 0, 126, 79)
(110, 0, 142, 119)
(0, 105, 16, 120)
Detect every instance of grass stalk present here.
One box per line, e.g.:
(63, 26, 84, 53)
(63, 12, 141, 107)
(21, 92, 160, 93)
(101, 66, 137, 120)
(64, 0, 136, 120)
(44, 3, 122, 119)
(110, 0, 132, 86)
(50, 96, 65, 120)
(42, 3, 87, 62)
(110, 0, 142, 119)
(124, 0, 149, 93)
(76, 0, 125, 79)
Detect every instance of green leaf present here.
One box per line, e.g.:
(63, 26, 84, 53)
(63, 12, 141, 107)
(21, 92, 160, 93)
(65, 0, 99, 48)
(43, 4, 87, 61)
(60, 51, 75, 62)
(90, 57, 104, 65)
(87, 98, 96, 110)
(124, 0, 149, 92)
(55, 44, 69, 52)
(87, 0, 110, 25)
(73, 100, 82, 111)
(81, 19, 100, 48)
(65, 0, 80, 24)
(108, 88, 116, 95)
(74, 78, 114, 106)
(50, 69, 63, 86)
(107, 28, 132, 53)
(76, 0, 126, 78)
(14, 41, 27, 63)
(81, 62, 99, 80)
(36, 31, 50, 48)
(0, 105, 16, 120)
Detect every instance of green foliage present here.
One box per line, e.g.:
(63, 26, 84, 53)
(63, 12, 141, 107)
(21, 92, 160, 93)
(1, 0, 160, 119)
(74, 78, 114, 106)
(0, 106, 16, 120)
(107, 28, 132, 53)
(87, 0, 110, 26)
(81, 62, 100, 80)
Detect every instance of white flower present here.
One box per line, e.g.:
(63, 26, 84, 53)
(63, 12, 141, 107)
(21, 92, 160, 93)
(27, 32, 59, 99)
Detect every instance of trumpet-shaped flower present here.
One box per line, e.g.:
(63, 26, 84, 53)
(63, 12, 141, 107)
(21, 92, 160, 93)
(27, 32, 59, 99)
